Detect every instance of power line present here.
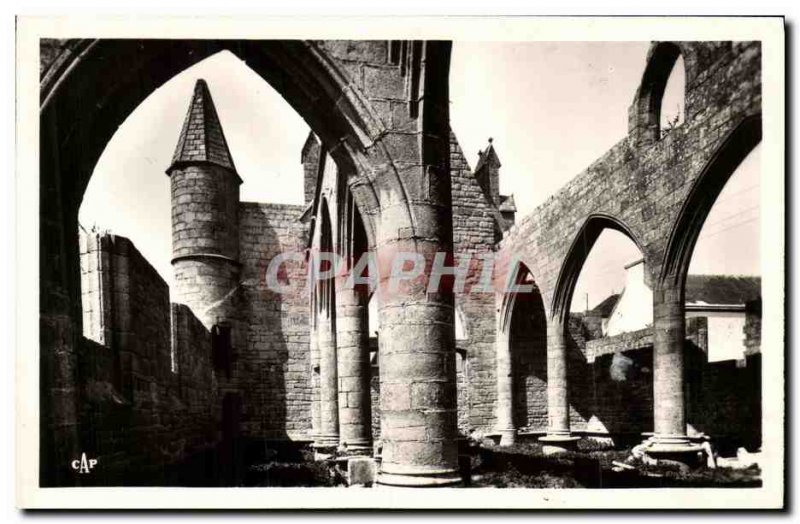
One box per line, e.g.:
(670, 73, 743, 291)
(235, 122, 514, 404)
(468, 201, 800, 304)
(696, 216, 759, 241)
(700, 203, 760, 228)
(698, 208, 760, 237)
(714, 182, 760, 202)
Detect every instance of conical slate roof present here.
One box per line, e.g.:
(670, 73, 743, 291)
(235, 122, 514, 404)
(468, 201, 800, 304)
(167, 79, 239, 178)
(474, 138, 502, 174)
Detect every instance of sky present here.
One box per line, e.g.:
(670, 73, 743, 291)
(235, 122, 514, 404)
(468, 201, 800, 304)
(79, 42, 760, 311)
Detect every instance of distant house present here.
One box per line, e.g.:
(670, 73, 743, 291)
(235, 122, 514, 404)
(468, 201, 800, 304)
(592, 259, 761, 362)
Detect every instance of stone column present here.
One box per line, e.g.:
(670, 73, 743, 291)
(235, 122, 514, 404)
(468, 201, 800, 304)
(373, 41, 459, 486)
(539, 318, 579, 454)
(495, 327, 516, 446)
(309, 314, 321, 443)
(646, 285, 701, 462)
(315, 310, 339, 451)
(375, 216, 460, 487)
(335, 281, 372, 454)
(653, 286, 686, 436)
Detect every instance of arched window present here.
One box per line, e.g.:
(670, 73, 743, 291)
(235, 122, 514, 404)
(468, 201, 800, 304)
(631, 42, 686, 145)
(659, 54, 686, 137)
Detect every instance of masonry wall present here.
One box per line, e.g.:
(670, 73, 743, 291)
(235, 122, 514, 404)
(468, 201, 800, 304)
(562, 313, 760, 449)
(500, 42, 761, 315)
(686, 349, 762, 452)
(744, 299, 762, 357)
(237, 202, 311, 441)
(449, 131, 502, 435)
(78, 232, 218, 484)
(171, 165, 240, 260)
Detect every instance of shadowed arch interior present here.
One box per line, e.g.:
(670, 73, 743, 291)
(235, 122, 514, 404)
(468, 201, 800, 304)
(317, 197, 335, 318)
(503, 263, 549, 431)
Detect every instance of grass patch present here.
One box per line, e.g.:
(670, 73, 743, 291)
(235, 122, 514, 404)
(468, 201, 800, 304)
(469, 441, 761, 489)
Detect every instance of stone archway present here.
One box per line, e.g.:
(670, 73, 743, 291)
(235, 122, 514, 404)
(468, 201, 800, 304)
(494, 261, 547, 446)
(659, 114, 763, 291)
(39, 39, 455, 486)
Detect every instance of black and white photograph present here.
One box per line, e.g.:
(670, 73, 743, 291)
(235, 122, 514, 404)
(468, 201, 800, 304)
(14, 15, 785, 509)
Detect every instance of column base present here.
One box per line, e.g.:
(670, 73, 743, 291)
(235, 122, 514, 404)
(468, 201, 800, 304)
(338, 440, 374, 456)
(640, 434, 705, 469)
(497, 428, 517, 447)
(312, 434, 340, 459)
(539, 434, 580, 455)
(377, 467, 462, 487)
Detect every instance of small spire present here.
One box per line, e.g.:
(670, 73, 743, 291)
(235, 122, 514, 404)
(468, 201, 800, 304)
(167, 79, 238, 178)
(301, 131, 320, 164)
(488, 137, 493, 144)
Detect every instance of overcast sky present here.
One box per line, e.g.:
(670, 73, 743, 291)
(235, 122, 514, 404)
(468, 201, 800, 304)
(79, 42, 760, 312)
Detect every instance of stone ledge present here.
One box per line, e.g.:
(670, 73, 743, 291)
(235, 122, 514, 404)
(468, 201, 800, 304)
(585, 317, 709, 362)
(585, 328, 653, 363)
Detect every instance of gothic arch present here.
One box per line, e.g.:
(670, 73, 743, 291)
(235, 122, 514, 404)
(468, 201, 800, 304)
(498, 261, 535, 336)
(659, 113, 762, 291)
(40, 39, 445, 485)
(39, 39, 421, 250)
(629, 41, 691, 146)
(317, 197, 336, 315)
(551, 214, 647, 324)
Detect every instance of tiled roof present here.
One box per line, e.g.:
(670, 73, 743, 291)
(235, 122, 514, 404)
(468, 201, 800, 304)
(498, 194, 517, 212)
(685, 275, 761, 305)
(474, 139, 501, 174)
(591, 275, 761, 318)
(590, 293, 620, 317)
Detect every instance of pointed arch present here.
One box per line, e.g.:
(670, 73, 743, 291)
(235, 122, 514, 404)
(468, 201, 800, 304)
(39, 39, 418, 252)
(551, 214, 647, 324)
(629, 41, 687, 146)
(659, 113, 762, 291)
(498, 261, 536, 336)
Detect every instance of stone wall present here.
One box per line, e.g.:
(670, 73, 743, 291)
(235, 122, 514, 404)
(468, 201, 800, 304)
(744, 298, 762, 356)
(687, 352, 762, 451)
(449, 132, 502, 434)
(560, 313, 759, 446)
(170, 164, 240, 260)
(237, 202, 311, 440)
(77, 232, 219, 484)
(584, 348, 654, 438)
(500, 42, 761, 318)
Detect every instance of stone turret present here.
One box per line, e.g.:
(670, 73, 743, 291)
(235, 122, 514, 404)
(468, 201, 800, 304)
(167, 79, 242, 333)
(475, 138, 517, 231)
(474, 137, 501, 205)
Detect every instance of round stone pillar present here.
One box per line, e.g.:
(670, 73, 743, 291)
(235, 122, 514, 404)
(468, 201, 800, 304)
(335, 281, 373, 453)
(495, 327, 516, 446)
(645, 285, 702, 463)
(539, 318, 579, 454)
(375, 215, 460, 487)
(309, 314, 321, 443)
(653, 286, 686, 437)
(374, 39, 458, 486)
(315, 311, 339, 450)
